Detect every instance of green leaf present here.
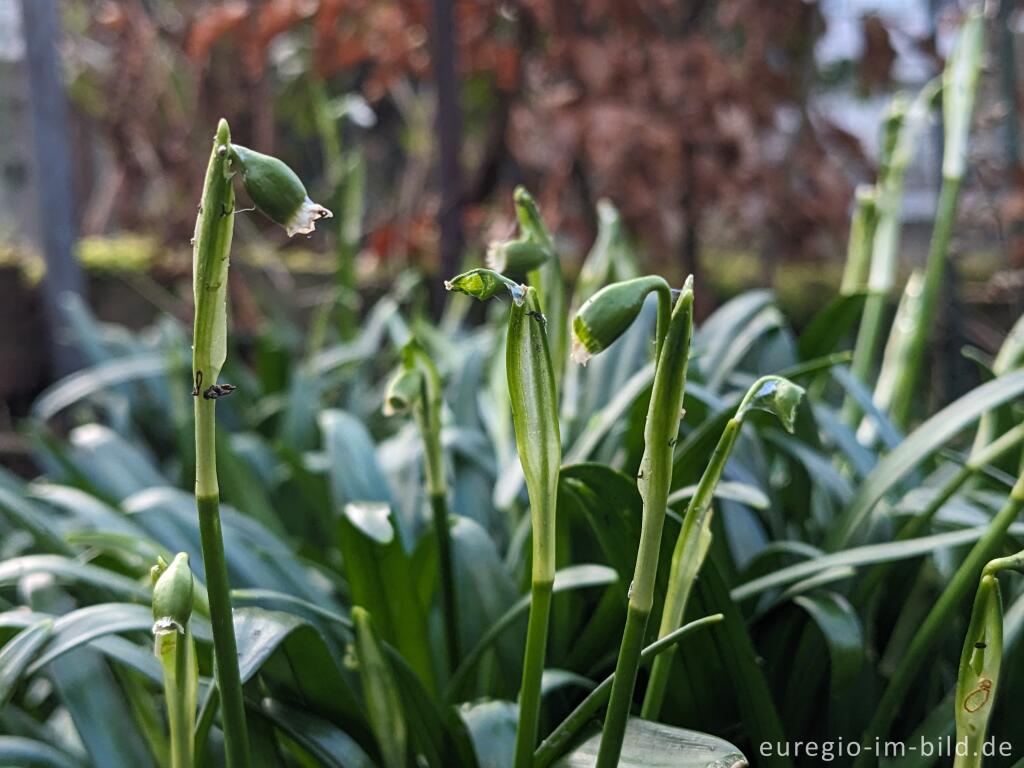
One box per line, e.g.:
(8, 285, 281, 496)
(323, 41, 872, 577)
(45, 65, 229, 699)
(733, 526, 1020, 601)
(232, 607, 367, 741)
(553, 718, 746, 768)
(459, 700, 517, 768)
(0, 556, 149, 601)
(445, 564, 617, 699)
(791, 592, 864, 694)
(830, 369, 1024, 548)
(667, 481, 769, 510)
(0, 620, 52, 707)
(0, 736, 84, 768)
(334, 501, 435, 690)
(798, 293, 866, 361)
(352, 607, 408, 768)
(259, 698, 375, 768)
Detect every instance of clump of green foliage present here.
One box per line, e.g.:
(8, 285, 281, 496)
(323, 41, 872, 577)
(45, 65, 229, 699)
(2, 10, 1023, 768)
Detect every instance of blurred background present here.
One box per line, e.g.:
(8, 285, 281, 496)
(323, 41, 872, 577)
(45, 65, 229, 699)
(0, 0, 1022, 465)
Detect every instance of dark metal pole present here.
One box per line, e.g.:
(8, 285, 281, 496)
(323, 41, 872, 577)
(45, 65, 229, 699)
(21, 0, 83, 376)
(430, 0, 463, 309)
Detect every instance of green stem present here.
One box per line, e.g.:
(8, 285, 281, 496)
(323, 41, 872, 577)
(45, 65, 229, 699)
(853, 466, 1024, 768)
(196, 486, 249, 768)
(513, 580, 553, 768)
(534, 614, 722, 768)
(412, 347, 459, 674)
(169, 629, 192, 768)
(595, 604, 648, 768)
(595, 284, 692, 767)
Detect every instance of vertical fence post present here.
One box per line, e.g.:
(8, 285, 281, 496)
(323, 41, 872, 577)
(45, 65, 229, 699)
(20, 0, 83, 376)
(430, 0, 463, 310)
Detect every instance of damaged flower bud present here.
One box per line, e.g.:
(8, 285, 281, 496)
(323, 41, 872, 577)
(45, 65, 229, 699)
(229, 145, 332, 236)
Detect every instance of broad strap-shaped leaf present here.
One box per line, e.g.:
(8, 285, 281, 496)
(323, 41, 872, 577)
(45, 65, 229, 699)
(553, 718, 746, 768)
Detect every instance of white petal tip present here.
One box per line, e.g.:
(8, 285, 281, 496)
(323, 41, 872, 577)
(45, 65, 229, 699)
(285, 200, 333, 237)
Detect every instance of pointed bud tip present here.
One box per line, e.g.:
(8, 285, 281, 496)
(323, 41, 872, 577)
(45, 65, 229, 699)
(216, 119, 231, 145)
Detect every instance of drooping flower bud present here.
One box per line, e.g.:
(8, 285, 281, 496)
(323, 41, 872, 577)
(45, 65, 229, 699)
(152, 553, 194, 636)
(229, 145, 332, 236)
(737, 375, 805, 433)
(571, 276, 670, 365)
(444, 268, 526, 305)
(383, 366, 423, 417)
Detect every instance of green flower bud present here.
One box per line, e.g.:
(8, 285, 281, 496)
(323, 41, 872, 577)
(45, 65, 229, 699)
(737, 375, 805, 433)
(571, 276, 670, 365)
(152, 553, 194, 636)
(486, 238, 550, 276)
(229, 145, 332, 236)
(383, 366, 423, 416)
(444, 268, 526, 305)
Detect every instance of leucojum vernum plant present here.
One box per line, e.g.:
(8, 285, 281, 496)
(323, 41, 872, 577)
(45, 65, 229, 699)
(190, 119, 331, 768)
(445, 267, 561, 768)
(383, 339, 460, 672)
(571, 275, 694, 766)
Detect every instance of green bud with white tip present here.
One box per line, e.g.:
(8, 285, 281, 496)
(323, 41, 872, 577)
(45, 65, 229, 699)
(229, 145, 333, 236)
(444, 267, 526, 305)
(152, 553, 194, 636)
(571, 275, 671, 364)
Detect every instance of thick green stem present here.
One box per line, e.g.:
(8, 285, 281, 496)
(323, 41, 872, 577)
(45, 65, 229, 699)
(196, 489, 249, 768)
(853, 467, 1024, 768)
(596, 604, 649, 768)
(513, 580, 553, 768)
(595, 283, 692, 766)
